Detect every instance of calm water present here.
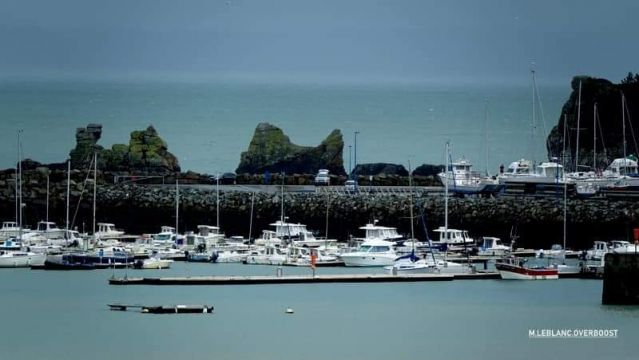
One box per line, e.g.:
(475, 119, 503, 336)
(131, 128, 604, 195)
(0, 80, 569, 174)
(0, 263, 636, 360)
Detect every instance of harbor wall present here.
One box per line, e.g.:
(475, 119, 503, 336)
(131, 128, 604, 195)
(1, 168, 639, 248)
(602, 253, 639, 305)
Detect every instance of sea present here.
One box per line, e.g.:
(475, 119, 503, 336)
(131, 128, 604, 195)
(0, 263, 636, 360)
(0, 79, 570, 174)
(2, 79, 636, 360)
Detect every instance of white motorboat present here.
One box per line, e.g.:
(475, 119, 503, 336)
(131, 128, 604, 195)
(0, 250, 46, 267)
(339, 239, 397, 267)
(611, 241, 639, 254)
(477, 237, 510, 256)
(585, 241, 609, 260)
(437, 158, 501, 194)
(285, 246, 341, 266)
(386, 254, 474, 275)
(354, 221, 404, 243)
(214, 250, 248, 263)
(0, 221, 28, 241)
(499, 160, 567, 185)
(253, 230, 283, 246)
(95, 223, 125, 240)
(134, 257, 173, 269)
(151, 226, 180, 247)
(35, 221, 67, 240)
(244, 245, 288, 265)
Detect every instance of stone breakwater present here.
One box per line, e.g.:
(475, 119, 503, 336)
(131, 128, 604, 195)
(2, 170, 637, 248)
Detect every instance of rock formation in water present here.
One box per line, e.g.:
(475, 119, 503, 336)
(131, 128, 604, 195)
(236, 122, 346, 175)
(69, 124, 180, 173)
(546, 74, 639, 171)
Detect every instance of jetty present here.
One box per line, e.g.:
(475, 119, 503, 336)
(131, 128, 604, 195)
(108, 272, 501, 286)
(108, 303, 214, 314)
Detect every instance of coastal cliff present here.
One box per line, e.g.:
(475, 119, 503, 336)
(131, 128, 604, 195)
(546, 74, 639, 170)
(236, 123, 346, 176)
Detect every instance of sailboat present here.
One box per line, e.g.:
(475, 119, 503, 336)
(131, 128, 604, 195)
(1, 131, 46, 268)
(387, 156, 475, 274)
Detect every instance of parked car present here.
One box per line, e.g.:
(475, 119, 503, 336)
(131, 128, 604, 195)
(211, 172, 237, 185)
(314, 169, 330, 185)
(344, 179, 358, 192)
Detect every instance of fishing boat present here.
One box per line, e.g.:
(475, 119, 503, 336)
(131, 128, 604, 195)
(437, 158, 501, 195)
(495, 257, 558, 280)
(477, 237, 510, 256)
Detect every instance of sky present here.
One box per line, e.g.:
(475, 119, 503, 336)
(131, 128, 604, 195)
(1, 0, 638, 85)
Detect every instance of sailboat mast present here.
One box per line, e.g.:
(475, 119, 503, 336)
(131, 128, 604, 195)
(17, 130, 23, 241)
(444, 142, 449, 233)
(575, 80, 582, 171)
(531, 68, 536, 167)
(408, 160, 415, 243)
(622, 92, 627, 172)
(66, 160, 70, 234)
(593, 103, 597, 171)
(280, 172, 285, 223)
(249, 191, 255, 241)
(563, 113, 568, 262)
(175, 179, 179, 234)
(216, 173, 220, 228)
(92, 152, 97, 242)
(46, 173, 49, 239)
(325, 193, 330, 240)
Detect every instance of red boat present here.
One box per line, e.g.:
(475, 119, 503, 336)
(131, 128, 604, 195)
(495, 257, 558, 280)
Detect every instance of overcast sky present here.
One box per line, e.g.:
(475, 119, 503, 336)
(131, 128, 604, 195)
(1, 0, 637, 84)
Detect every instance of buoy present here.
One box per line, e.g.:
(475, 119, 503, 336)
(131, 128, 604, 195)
(285, 308, 294, 314)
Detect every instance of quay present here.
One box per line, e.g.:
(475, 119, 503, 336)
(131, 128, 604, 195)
(108, 272, 501, 286)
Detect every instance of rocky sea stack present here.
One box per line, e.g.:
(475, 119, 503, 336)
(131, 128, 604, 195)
(546, 74, 639, 170)
(236, 123, 346, 175)
(69, 124, 180, 174)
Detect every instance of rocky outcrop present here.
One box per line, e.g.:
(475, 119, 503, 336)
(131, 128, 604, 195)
(236, 123, 346, 175)
(413, 164, 443, 177)
(69, 124, 180, 174)
(546, 75, 639, 171)
(352, 163, 408, 176)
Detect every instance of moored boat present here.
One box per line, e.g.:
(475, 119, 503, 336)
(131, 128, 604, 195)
(495, 257, 558, 280)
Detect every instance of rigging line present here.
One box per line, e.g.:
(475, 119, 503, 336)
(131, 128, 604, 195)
(624, 97, 639, 156)
(595, 105, 608, 163)
(533, 73, 549, 155)
(70, 154, 95, 231)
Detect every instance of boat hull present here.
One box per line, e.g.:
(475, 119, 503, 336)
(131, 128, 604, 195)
(0, 253, 46, 267)
(496, 263, 558, 280)
(340, 253, 396, 267)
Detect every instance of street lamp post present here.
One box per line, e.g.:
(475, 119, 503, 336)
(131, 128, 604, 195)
(354, 131, 360, 175)
(348, 145, 352, 175)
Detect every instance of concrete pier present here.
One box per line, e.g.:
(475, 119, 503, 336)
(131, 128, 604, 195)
(108, 272, 501, 286)
(602, 252, 639, 305)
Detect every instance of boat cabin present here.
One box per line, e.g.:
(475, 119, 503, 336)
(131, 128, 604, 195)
(504, 159, 533, 176)
(197, 225, 221, 237)
(358, 222, 402, 241)
(604, 158, 639, 176)
(270, 221, 308, 238)
(356, 240, 395, 254)
(37, 221, 60, 232)
(1, 222, 19, 230)
(535, 162, 564, 179)
(433, 227, 474, 244)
